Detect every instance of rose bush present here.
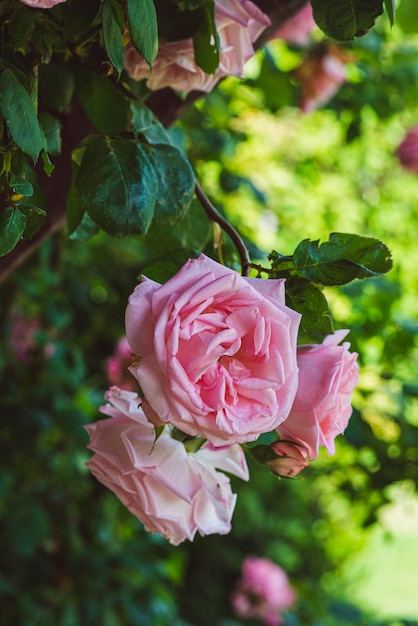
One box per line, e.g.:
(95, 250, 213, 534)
(125, 254, 300, 446)
(276, 330, 359, 460)
(85, 387, 249, 545)
(232, 556, 296, 626)
(124, 0, 270, 92)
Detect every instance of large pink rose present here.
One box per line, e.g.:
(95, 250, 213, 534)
(277, 330, 359, 459)
(124, 0, 270, 92)
(232, 556, 296, 626)
(85, 387, 249, 545)
(19, 0, 66, 7)
(125, 255, 300, 446)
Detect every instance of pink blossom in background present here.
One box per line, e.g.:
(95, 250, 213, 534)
(270, 3, 316, 46)
(232, 556, 296, 626)
(267, 440, 309, 477)
(19, 0, 66, 7)
(277, 329, 359, 460)
(9, 312, 42, 364)
(125, 254, 300, 447)
(85, 387, 249, 545)
(124, 0, 271, 92)
(105, 336, 137, 392)
(293, 43, 354, 112)
(395, 126, 418, 173)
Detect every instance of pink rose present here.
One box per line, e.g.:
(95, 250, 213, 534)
(277, 330, 359, 460)
(232, 556, 296, 626)
(125, 255, 300, 446)
(105, 336, 137, 392)
(85, 387, 249, 545)
(267, 441, 309, 477)
(19, 0, 66, 7)
(396, 126, 418, 173)
(124, 0, 270, 92)
(270, 4, 316, 46)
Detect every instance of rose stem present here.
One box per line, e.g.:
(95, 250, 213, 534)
(194, 180, 251, 277)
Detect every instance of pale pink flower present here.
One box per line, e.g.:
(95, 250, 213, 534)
(85, 387, 249, 545)
(293, 43, 354, 112)
(125, 254, 300, 447)
(124, 0, 271, 92)
(106, 336, 137, 392)
(270, 4, 316, 46)
(19, 0, 66, 7)
(396, 126, 418, 173)
(267, 441, 309, 477)
(232, 556, 296, 626)
(277, 330, 359, 460)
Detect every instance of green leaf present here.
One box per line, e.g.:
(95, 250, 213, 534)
(39, 113, 62, 155)
(69, 212, 100, 242)
(62, 0, 101, 40)
(311, 0, 384, 41)
(0, 69, 45, 161)
(74, 66, 130, 133)
(102, 0, 125, 74)
(38, 63, 74, 112)
(396, 0, 418, 34)
(130, 102, 172, 144)
(127, 0, 158, 68)
(76, 135, 158, 236)
(9, 7, 35, 49)
(9, 175, 33, 197)
(293, 233, 393, 286)
(384, 0, 395, 26)
(0, 207, 27, 256)
(193, 2, 220, 74)
(150, 143, 195, 223)
(285, 277, 334, 338)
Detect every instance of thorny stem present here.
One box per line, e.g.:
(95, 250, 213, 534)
(194, 180, 252, 277)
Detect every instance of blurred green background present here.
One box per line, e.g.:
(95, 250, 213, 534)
(2, 1, 418, 624)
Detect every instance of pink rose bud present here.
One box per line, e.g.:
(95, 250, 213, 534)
(124, 0, 270, 93)
(277, 330, 359, 460)
(232, 556, 296, 626)
(267, 441, 309, 477)
(293, 42, 354, 112)
(269, 4, 316, 46)
(396, 126, 418, 173)
(125, 254, 301, 447)
(19, 0, 66, 7)
(85, 387, 249, 545)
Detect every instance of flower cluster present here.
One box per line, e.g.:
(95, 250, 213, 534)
(124, 0, 270, 93)
(232, 556, 296, 626)
(85, 255, 359, 544)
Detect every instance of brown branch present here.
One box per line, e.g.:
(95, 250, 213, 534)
(194, 180, 251, 277)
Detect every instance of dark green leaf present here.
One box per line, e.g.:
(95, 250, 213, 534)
(39, 63, 74, 112)
(0, 207, 27, 256)
(384, 0, 395, 26)
(76, 135, 158, 236)
(9, 8, 35, 49)
(127, 0, 158, 68)
(62, 0, 101, 39)
(293, 233, 393, 286)
(285, 277, 334, 338)
(74, 66, 130, 133)
(66, 155, 85, 236)
(19, 206, 45, 239)
(9, 175, 33, 197)
(69, 212, 100, 242)
(102, 0, 125, 74)
(140, 248, 200, 282)
(39, 113, 62, 155)
(130, 102, 172, 144)
(311, 0, 384, 41)
(193, 2, 220, 74)
(150, 144, 194, 223)
(0, 69, 45, 161)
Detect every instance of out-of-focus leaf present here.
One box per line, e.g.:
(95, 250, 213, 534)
(9, 7, 35, 49)
(38, 63, 74, 112)
(39, 113, 62, 155)
(62, 0, 101, 39)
